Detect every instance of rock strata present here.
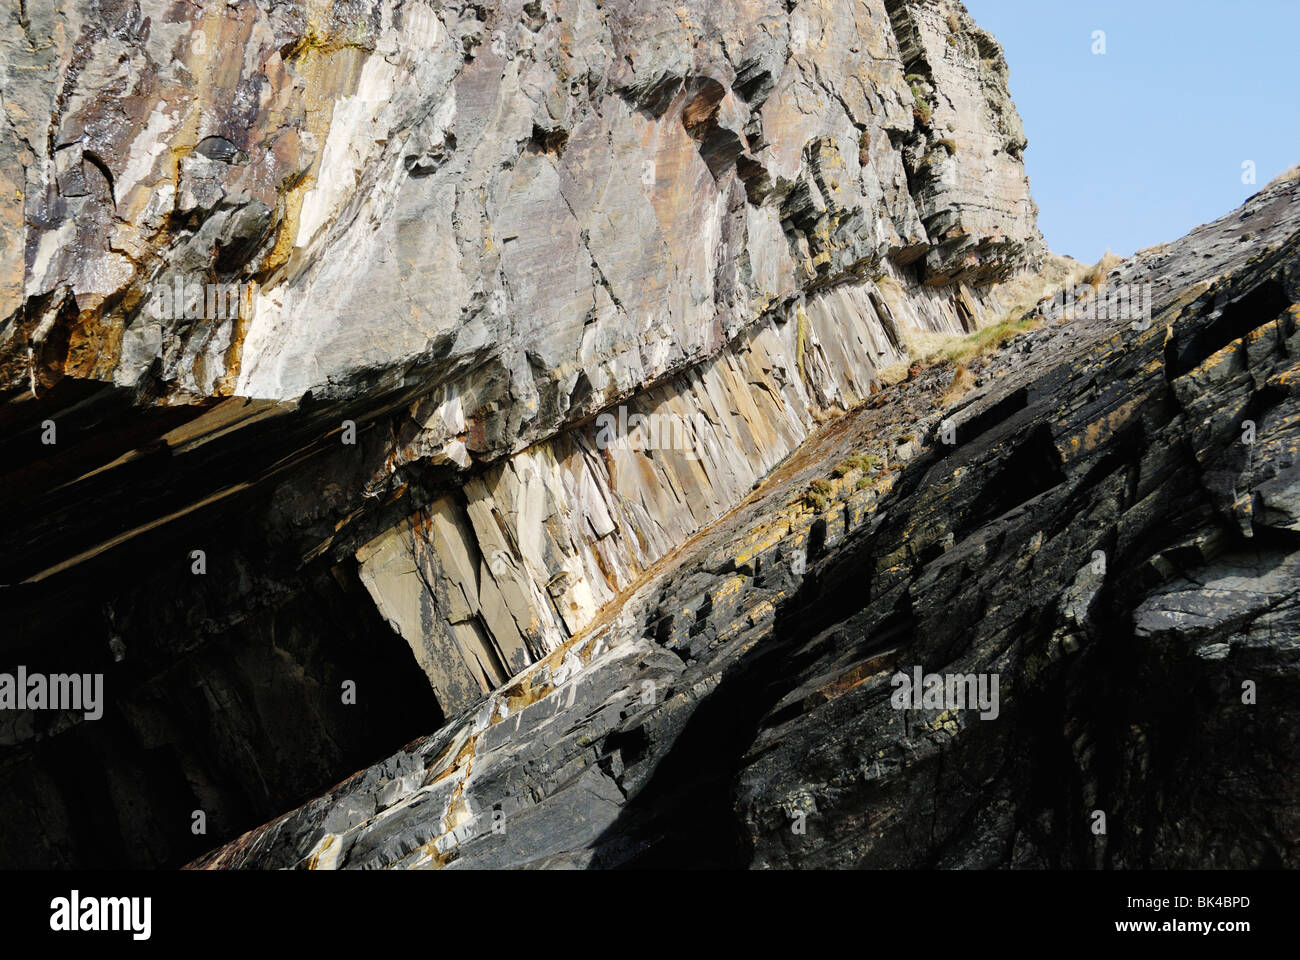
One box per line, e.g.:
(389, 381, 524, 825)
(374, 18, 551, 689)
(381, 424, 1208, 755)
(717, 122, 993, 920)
(199, 172, 1300, 869)
(3, 0, 1295, 871)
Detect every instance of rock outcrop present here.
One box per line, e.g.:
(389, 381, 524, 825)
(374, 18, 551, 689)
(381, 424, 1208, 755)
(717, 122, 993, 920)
(2, 0, 1293, 871)
(196, 170, 1300, 869)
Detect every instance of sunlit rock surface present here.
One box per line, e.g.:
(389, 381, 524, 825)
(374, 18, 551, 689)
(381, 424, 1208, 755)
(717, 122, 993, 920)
(200, 171, 1300, 871)
(3, 0, 1293, 870)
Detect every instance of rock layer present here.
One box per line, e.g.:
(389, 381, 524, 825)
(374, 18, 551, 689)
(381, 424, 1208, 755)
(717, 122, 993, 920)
(7, 0, 1294, 873)
(199, 171, 1300, 870)
(6, 0, 1040, 415)
(0, 0, 1051, 868)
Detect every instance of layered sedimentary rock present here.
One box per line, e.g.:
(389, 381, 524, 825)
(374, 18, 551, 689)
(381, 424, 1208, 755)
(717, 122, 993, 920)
(1, 0, 1053, 868)
(200, 169, 1300, 870)
(9, 0, 1294, 873)
(346, 275, 1005, 714)
(6, 0, 1039, 407)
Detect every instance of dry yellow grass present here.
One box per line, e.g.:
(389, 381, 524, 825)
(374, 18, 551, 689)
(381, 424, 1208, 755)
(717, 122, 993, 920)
(1135, 241, 1171, 259)
(939, 362, 976, 407)
(988, 252, 1090, 321)
(875, 251, 1110, 386)
(1266, 164, 1300, 189)
(876, 361, 912, 387)
(1082, 249, 1121, 290)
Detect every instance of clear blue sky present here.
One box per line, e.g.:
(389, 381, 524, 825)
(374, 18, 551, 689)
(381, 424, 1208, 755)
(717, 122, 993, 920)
(963, 0, 1300, 262)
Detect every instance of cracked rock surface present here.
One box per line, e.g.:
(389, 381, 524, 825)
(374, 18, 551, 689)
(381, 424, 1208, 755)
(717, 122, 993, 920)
(0, 0, 1050, 868)
(201, 173, 1300, 869)
(2, 0, 1295, 870)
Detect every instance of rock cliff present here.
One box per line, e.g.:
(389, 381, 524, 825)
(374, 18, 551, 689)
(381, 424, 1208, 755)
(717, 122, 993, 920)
(1, 0, 1293, 870)
(196, 169, 1300, 869)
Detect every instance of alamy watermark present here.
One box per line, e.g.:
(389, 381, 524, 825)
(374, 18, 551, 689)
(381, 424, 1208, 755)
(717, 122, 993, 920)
(1041, 282, 1152, 329)
(594, 405, 710, 461)
(149, 274, 250, 321)
(0, 667, 103, 720)
(891, 666, 1000, 720)
(50, 891, 150, 940)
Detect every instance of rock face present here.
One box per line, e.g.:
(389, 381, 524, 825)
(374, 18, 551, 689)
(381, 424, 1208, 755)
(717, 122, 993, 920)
(1, 0, 1293, 871)
(194, 170, 1300, 870)
(5, 0, 1040, 406)
(0, 0, 1047, 868)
